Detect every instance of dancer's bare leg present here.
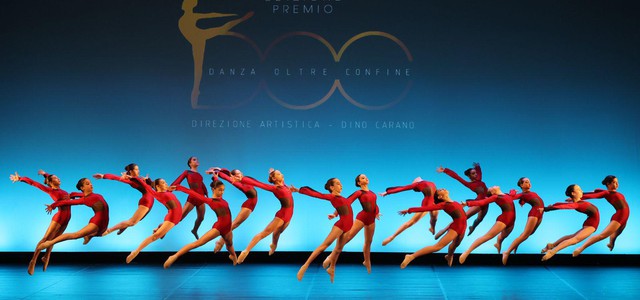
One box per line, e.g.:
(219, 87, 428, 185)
(573, 221, 620, 256)
(270, 221, 289, 255)
(215, 207, 252, 253)
(503, 217, 538, 265)
(542, 227, 595, 261)
(402, 230, 457, 269)
(127, 222, 175, 263)
(459, 222, 505, 264)
(237, 217, 284, 264)
(383, 212, 426, 246)
(429, 211, 439, 235)
(28, 221, 61, 275)
(297, 227, 343, 282)
(38, 224, 99, 250)
(164, 228, 221, 269)
(103, 206, 149, 236)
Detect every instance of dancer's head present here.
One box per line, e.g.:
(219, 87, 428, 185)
(231, 169, 243, 181)
(124, 163, 140, 177)
(434, 189, 449, 203)
(565, 184, 583, 200)
(210, 179, 225, 196)
(602, 175, 618, 190)
(44, 174, 60, 188)
(268, 168, 283, 184)
(324, 178, 342, 194)
(517, 177, 531, 190)
(355, 174, 368, 187)
(464, 167, 478, 181)
(154, 178, 168, 192)
(182, 0, 197, 11)
(76, 178, 93, 193)
(187, 156, 199, 168)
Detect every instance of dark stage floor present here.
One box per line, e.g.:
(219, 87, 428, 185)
(3, 253, 639, 299)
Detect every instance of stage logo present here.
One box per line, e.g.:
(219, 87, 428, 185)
(180, 0, 413, 110)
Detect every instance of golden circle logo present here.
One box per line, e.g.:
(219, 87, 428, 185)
(180, 1, 413, 110)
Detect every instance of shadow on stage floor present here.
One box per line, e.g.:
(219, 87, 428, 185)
(3, 252, 639, 299)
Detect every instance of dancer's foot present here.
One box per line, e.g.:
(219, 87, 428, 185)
(164, 255, 177, 269)
(502, 252, 510, 266)
(101, 229, 112, 236)
(382, 236, 393, 246)
(117, 228, 127, 235)
(434, 229, 446, 240)
(608, 240, 616, 251)
(363, 260, 372, 273)
(42, 254, 50, 272)
(494, 242, 502, 254)
(229, 254, 238, 266)
(191, 229, 199, 240)
(322, 255, 332, 269)
(459, 252, 469, 264)
(269, 243, 277, 256)
(400, 254, 414, 269)
(83, 236, 92, 245)
(27, 259, 36, 275)
(444, 254, 454, 267)
(214, 239, 224, 253)
(541, 243, 554, 253)
(429, 226, 435, 235)
(572, 248, 583, 257)
(297, 265, 308, 281)
(237, 250, 248, 264)
(467, 226, 475, 236)
(541, 250, 556, 261)
(326, 266, 335, 283)
(126, 251, 139, 264)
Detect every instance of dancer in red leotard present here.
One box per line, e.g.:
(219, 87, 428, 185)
(236, 168, 295, 264)
(541, 184, 599, 261)
(295, 178, 353, 283)
(380, 177, 437, 246)
(502, 177, 545, 265)
(437, 163, 489, 236)
(172, 156, 208, 239)
(94, 163, 154, 236)
(38, 178, 109, 250)
(126, 178, 183, 263)
(322, 174, 379, 274)
(10, 170, 73, 275)
(164, 180, 237, 268)
(459, 186, 516, 264)
(208, 168, 258, 253)
(573, 175, 629, 256)
(398, 188, 467, 268)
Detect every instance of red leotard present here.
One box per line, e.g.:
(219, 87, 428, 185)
(385, 180, 436, 207)
(408, 201, 467, 236)
(217, 170, 258, 211)
(299, 187, 353, 232)
(443, 165, 488, 199)
(175, 186, 232, 235)
(511, 191, 545, 219)
(581, 190, 629, 226)
(171, 170, 208, 206)
(346, 190, 378, 226)
(103, 174, 154, 209)
(134, 179, 183, 225)
(545, 201, 600, 229)
(467, 194, 516, 227)
(240, 176, 294, 223)
(51, 193, 110, 236)
(19, 176, 72, 226)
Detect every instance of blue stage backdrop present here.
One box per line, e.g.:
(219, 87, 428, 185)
(1, 1, 638, 255)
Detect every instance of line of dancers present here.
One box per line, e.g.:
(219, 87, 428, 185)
(9, 159, 630, 283)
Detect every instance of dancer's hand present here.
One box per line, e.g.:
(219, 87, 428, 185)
(436, 166, 445, 173)
(288, 185, 299, 193)
(9, 172, 20, 183)
(38, 169, 46, 176)
(167, 186, 177, 191)
(45, 204, 54, 214)
(93, 173, 104, 179)
(379, 192, 387, 197)
(398, 210, 408, 216)
(376, 213, 382, 220)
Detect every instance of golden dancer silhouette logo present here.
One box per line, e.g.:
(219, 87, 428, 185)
(179, 0, 413, 110)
